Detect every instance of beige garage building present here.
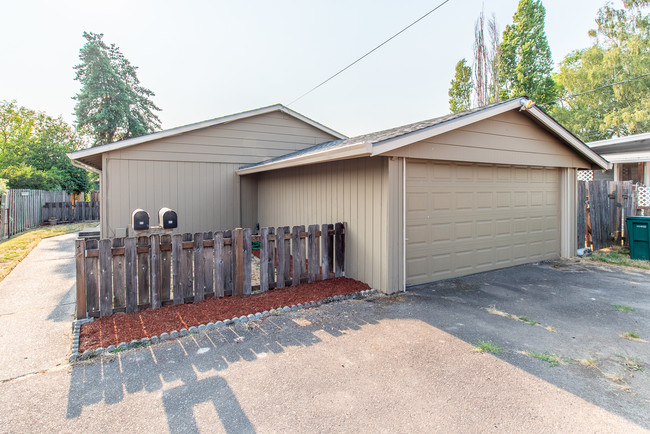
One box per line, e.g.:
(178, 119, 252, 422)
(70, 97, 610, 294)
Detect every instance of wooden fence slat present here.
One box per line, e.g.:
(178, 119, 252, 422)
(99, 239, 113, 317)
(267, 227, 275, 288)
(137, 236, 150, 306)
(335, 222, 345, 277)
(214, 232, 225, 297)
(182, 233, 193, 301)
(172, 234, 183, 305)
(85, 239, 99, 315)
(577, 181, 586, 249)
(223, 230, 233, 296)
(243, 228, 252, 295)
(276, 227, 286, 289)
(233, 228, 243, 295)
(203, 231, 214, 296)
(193, 233, 205, 302)
(292, 226, 301, 286)
(112, 238, 125, 309)
(150, 234, 162, 309)
(124, 237, 138, 313)
(308, 224, 319, 282)
(161, 234, 172, 302)
(260, 227, 269, 292)
(299, 225, 307, 280)
(75, 239, 86, 319)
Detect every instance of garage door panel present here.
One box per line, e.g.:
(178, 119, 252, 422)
(406, 160, 560, 285)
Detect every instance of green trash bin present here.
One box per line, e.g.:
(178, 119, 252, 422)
(626, 216, 650, 260)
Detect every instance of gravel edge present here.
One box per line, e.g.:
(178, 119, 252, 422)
(70, 288, 378, 362)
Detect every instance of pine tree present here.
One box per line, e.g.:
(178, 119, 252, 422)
(498, 0, 558, 103)
(448, 59, 473, 113)
(73, 32, 161, 147)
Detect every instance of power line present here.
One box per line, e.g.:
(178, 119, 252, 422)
(541, 72, 650, 105)
(287, 0, 454, 106)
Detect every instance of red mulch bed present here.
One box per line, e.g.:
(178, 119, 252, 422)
(79, 277, 370, 353)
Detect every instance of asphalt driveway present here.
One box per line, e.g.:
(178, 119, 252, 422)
(407, 258, 650, 429)
(0, 245, 648, 432)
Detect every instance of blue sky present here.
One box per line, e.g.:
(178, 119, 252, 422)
(1, 0, 605, 137)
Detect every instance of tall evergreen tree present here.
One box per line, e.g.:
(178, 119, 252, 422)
(448, 59, 473, 113)
(73, 32, 161, 147)
(498, 0, 558, 103)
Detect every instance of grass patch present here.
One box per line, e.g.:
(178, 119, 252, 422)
(621, 331, 641, 340)
(611, 304, 635, 313)
(474, 341, 503, 354)
(620, 356, 644, 372)
(485, 306, 554, 332)
(588, 247, 650, 270)
(526, 351, 563, 367)
(0, 222, 96, 282)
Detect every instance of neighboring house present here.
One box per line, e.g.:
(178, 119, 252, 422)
(69, 97, 609, 294)
(584, 132, 650, 184)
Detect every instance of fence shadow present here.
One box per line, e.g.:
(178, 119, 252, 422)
(65, 304, 379, 432)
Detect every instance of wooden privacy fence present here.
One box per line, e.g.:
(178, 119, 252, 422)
(42, 201, 99, 222)
(578, 180, 636, 250)
(0, 189, 85, 238)
(75, 223, 346, 319)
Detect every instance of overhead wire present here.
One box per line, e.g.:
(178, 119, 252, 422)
(287, 0, 454, 106)
(541, 72, 650, 105)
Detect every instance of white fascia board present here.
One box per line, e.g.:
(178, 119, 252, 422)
(68, 104, 346, 161)
(370, 99, 523, 156)
(588, 132, 650, 148)
(236, 141, 372, 175)
(600, 152, 650, 163)
(526, 106, 611, 170)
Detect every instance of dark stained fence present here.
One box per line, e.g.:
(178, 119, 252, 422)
(578, 180, 636, 250)
(75, 223, 346, 319)
(42, 201, 99, 222)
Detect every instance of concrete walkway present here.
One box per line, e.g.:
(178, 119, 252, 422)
(0, 233, 77, 382)
(0, 239, 645, 432)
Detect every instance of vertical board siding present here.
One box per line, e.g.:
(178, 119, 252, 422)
(256, 157, 388, 292)
(104, 160, 241, 237)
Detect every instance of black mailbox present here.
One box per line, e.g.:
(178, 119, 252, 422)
(159, 207, 178, 229)
(132, 209, 149, 231)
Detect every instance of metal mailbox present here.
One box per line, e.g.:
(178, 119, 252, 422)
(131, 209, 150, 231)
(159, 207, 178, 229)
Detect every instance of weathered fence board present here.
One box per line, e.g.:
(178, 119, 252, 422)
(579, 180, 638, 250)
(75, 222, 346, 318)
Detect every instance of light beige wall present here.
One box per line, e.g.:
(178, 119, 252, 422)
(101, 111, 338, 237)
(257, 157, 394, 293)
(384, 111, 593, 169)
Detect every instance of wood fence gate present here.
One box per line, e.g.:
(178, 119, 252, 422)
(578, 180, 636, 250)
(75, 223, 346, 319)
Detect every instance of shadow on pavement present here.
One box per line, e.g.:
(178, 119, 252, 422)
(66, 306, 379, 432)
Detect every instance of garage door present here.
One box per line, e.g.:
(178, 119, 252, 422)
(406, 160, 560, 285)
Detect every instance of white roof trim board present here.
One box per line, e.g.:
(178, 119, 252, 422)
(238, 97, 611, 175)
(68, 104, 346, 162)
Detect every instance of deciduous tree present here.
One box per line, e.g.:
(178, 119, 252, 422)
(448, 59, 473, 113)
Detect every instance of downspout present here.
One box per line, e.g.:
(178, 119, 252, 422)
(402, 157, 406, 292)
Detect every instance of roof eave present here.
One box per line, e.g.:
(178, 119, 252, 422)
(237, 141, 372, 175)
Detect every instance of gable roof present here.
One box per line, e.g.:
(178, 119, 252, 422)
(587, 132, 650, 163)
(68, 104, 346, 172)
(238, 97, 610, 175)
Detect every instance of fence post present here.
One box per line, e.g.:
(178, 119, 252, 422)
(182, 233, 193, 300)
(292, 226, 301, 286)
(321, 224, 333, 279)
(75, 239, 87, 319)
(161, 234, 172, 302)
(276, 227, 286, 289)
(203, 231, 214, 297)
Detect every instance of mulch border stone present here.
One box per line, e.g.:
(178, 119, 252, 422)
(69, 288, 377, 362)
